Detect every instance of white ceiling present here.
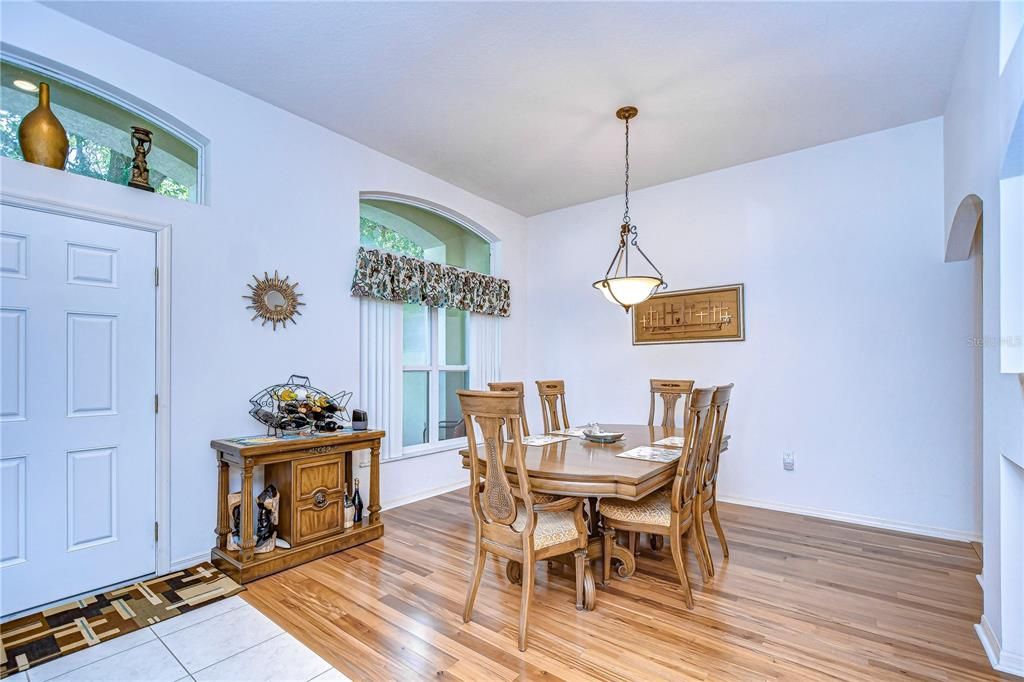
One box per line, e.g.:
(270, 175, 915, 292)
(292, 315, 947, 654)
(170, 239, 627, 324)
(47, 1, 974, 216)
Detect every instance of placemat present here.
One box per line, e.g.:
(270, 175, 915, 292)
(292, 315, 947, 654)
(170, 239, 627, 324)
(549, 428, 586, 438)
(615, 446, 681, 463)
(508, 434, 571, 447)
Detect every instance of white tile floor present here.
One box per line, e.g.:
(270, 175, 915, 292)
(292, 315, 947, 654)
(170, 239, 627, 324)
(10, 597, 350, 682)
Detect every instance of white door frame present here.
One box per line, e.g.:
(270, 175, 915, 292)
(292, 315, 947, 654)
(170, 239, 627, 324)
(0, 190, 173, 577)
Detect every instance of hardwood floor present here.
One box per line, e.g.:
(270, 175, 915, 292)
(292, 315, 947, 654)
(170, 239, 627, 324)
(242, 489, 1007, 681)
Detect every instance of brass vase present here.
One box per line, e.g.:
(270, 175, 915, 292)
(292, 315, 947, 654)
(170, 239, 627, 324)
(18, 83, 69, 170)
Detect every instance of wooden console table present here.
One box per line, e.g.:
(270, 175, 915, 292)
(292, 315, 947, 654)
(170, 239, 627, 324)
(210, 430, 384, 583)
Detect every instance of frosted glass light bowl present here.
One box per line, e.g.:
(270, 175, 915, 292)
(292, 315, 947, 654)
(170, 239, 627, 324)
(593, 276, 662, 307)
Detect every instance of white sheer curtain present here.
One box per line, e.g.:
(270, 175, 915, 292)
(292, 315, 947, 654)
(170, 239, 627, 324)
(469, 312, 501, 390)
(360, 301, 500, 461)
(359, 298, 403, 460)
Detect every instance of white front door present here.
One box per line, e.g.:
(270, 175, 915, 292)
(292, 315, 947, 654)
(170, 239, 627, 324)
(1, 204, 157, 616)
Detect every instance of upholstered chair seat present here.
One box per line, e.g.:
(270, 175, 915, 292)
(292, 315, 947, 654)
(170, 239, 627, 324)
(511, 502, 581, 549)
(600, 490, 673, 527)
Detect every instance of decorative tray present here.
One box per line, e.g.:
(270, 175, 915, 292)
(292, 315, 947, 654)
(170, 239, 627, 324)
(581, 424, 625, 444)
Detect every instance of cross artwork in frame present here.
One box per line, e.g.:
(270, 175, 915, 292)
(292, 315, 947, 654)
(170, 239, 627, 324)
(632, 284, 745, 345)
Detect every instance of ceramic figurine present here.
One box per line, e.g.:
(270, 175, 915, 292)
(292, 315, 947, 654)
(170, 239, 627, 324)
(353, 478, 364, 522)
(227, 491, 242, 550)
(254, 484, 279, 553)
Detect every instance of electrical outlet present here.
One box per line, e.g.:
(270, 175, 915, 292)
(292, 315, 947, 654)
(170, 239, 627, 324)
(783, 451, 795, 471)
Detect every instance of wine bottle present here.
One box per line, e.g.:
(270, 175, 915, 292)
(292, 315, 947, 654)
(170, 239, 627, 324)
(353, 478, 364, 523)
(343, 493, 354, 529)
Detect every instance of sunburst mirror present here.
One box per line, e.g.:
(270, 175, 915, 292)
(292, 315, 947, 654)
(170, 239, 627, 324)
(244, 270, 304, 330)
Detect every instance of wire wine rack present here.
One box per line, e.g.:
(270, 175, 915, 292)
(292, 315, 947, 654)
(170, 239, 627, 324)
(249, 374, 352, 437)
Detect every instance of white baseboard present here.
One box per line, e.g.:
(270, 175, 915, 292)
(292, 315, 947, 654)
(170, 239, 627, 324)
(163, 485, 466, 577)
(717, 494, 981, 543)
(170, 551, 211, 572)
(383, 480, 466, 511)
(976, 614, 1024, 677)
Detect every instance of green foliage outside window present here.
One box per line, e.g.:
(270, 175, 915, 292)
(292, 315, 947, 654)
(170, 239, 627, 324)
(360, 217, 425, 258)
(0, 109, 190, 200)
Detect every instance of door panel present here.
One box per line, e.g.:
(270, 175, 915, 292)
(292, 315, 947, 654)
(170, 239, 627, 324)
(67, 446, 118, 551)
(67, 312, 118, 416)
(66, 242, 118, 287)
(0, 455, 26, 566)
(0, 307, 26, 421)
(0, 204, 156, 616)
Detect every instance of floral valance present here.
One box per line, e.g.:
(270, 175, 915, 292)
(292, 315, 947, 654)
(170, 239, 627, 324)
(350, 247, 511, 317)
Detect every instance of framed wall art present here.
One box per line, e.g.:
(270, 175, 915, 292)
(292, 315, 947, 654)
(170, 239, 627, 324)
(632, 284, 745, 345)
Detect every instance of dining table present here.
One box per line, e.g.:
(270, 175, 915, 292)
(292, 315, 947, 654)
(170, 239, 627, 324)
(459, 423, 730, 610)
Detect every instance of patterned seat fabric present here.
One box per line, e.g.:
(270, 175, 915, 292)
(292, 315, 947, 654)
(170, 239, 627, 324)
(511, 501, 579, 549)
(600, 490, 673, 527)
(531, 493, 560, 504)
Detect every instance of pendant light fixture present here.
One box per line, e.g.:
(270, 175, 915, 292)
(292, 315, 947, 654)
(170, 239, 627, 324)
(593, 106, 666, 313)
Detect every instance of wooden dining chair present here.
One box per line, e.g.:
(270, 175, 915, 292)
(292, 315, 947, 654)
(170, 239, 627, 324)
(458, 389, 589, 651)
(648, 379, 695, 428)
(694, 384, 734, 576)
(600, 387, 716, 608)
(488, 381, 530, 439)
(536, 379, 570, 432)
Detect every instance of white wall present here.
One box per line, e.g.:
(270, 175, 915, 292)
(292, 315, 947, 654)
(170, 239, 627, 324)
(944, 2, 1024, 675)
(526, 118, 981, 540)
(0, 3, 528, 570)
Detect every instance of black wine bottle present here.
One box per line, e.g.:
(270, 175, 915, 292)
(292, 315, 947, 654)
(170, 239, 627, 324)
(353, 478, 364, 523)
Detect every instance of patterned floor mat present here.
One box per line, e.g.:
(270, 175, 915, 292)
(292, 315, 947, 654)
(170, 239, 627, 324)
(1, 562, 243, 678)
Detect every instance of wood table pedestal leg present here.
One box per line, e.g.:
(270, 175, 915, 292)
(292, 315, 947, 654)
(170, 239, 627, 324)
(215, 457, 230, 550)
(587, 534, 636, 580)
(611, 543, 637, 578)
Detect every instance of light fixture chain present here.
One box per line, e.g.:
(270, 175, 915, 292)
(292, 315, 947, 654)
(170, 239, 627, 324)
(594, 106, 665, 312)
(623, 115, 630, 225)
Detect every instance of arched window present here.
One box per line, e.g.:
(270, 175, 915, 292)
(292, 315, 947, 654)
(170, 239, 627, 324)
(359, 197, 496, 452)
(1, 57, 201, 202)
(359, 198, 492, 273)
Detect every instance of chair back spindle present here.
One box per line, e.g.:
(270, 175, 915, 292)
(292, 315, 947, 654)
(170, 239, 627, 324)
(700, 384, 733, 496)
(488, 381, 530, 439)
(648, 379, 695, 428)
(670, 387, 715, 514)
(458, 390, 535, 535)
(536, 380, 570, 433)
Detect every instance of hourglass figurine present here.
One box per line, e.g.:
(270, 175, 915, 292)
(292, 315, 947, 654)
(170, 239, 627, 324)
(127, 126, 155, 192)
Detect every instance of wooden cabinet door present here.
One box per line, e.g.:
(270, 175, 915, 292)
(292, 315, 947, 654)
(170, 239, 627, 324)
(268, 452, 345, 546)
